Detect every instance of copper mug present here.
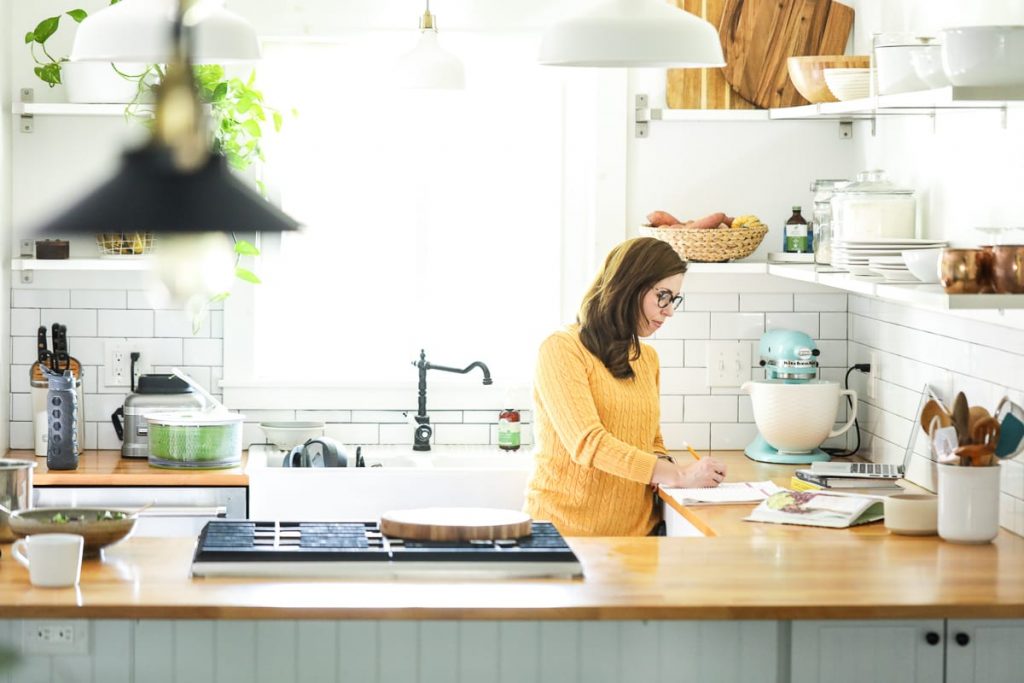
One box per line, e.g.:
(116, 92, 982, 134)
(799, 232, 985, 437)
(940, 248, 995, 294)
(991, 245, 1024, 293)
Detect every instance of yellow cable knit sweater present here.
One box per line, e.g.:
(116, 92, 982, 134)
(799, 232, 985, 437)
(525, 326, 666, 536)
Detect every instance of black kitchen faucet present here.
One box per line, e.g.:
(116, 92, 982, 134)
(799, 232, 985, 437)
(411, 349, 492, 451)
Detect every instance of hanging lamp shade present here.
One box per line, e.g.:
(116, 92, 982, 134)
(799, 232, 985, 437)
(539, 0, 725, 68)
(396, 30, 465, 89)
(395, 6, 465, 90)
(36, 1, 298, 239)
(70, 0, 260, 64)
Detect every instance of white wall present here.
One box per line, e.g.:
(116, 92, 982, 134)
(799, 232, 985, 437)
(0, 0, 11, 454)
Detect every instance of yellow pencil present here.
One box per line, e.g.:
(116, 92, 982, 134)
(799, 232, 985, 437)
(684, 442, 701, 461)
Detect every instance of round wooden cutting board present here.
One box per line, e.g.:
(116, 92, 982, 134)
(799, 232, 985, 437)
(380, 507, 533, 542)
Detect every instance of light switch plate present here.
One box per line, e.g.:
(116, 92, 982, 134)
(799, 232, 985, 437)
(706, 341, 750, 388)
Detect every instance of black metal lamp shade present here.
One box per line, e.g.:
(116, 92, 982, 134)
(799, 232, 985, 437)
(35, 144, 299, 236)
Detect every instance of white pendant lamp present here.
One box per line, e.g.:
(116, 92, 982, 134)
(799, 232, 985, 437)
(396, 1, 465, 90)
(70, 0, 260, 64)
(539, 0, 725, 68)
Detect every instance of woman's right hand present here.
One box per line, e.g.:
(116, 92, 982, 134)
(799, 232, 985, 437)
(651, 456, 727, 488)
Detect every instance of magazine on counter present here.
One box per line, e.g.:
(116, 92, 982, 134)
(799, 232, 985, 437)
(745, 489, 885, 529)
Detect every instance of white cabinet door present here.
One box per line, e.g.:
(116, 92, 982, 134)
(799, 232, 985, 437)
(791, 620, 944, 683)
(945, 619, 1024, 683)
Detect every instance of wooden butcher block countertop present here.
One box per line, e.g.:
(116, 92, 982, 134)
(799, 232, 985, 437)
(5, 450, 248, 487)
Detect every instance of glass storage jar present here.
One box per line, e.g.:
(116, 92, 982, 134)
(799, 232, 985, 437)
(830, 170, 916, 241)
(810, 178, 848, 265)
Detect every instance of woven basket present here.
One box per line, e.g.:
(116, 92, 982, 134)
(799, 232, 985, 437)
(96, 232, 156, 256)
(639, 223, 768, 263)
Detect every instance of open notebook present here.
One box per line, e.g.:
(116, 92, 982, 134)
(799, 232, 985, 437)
(662, 481, 783, 506)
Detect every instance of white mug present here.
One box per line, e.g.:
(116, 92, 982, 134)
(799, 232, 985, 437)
(12, 533, 84, 588)
(937, 464, 1001, 544)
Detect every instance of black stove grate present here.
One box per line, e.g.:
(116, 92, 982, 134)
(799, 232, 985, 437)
(193, 520, 578, 565)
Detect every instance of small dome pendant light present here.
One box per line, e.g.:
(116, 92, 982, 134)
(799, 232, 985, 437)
(395, 0, 465, 90)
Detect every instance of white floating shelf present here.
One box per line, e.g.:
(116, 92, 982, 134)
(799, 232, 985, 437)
(687, 262, 768, 274)
(12, 258, 152, 271)
(650, 108, 770, 122)
(769, 85, 1024, 120)
(12, 102, 140, 116)
(767, 264, 1024, 310)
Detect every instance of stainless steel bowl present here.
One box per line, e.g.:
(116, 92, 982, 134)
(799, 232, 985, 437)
(0, 459, 36, 543)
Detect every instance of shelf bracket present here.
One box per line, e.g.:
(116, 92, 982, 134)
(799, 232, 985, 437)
(635, 93, 650, 139)
(19, 88, 34, 133)
(20, 270, 33, 284)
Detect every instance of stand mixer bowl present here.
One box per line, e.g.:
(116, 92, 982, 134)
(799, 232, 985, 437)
(742, 380, 858, 453)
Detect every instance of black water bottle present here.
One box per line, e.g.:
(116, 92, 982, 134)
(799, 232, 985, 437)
(45, 370, 79, 470)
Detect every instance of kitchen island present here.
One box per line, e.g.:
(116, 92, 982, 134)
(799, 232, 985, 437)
(1, 452, 1022, 682)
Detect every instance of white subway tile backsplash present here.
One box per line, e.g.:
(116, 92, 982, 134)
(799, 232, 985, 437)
(740, 293, 793, 312)
(13, 289, 69, 309)
(794, 293, 846, 312)
(684, 340, 707, 367)
(10, 421, 33, 449)
(210, 310, 224, 338)
(764, 312, 818, 338)
(646, 339, 684, 367)
(433, 423, 490, 445)
(182, 338, 222, 366)
(41, 308, 98, 337)
(684, 396, 738, 423)
(659, 423, 709, 450)
(380, 424, 414, 444)
(66, 337, 106, 366)
(352, 410, 415, 424)
(660, 395, 683, 422)
(683, 293, 738, 312)
(296, 410, 353, 422)
(325, 423, 379, 444)
(70, 290, 127, 309)
(99, 310, 154, 337)
(84, 393, 126, 422)
(657, 312, 709, 340)
(660, 368, 710, 395)
(136, 338, 184, 365)
(815, 340, 848, 368)
(10, 393, 32, 422)
(819, 312, 847, 340)
(10, 308, 40, 336)
(710, 313, 764, 340)
(96, 422, 122, 450)
(11, 337, 40, 365)
(710, 422, 759, 450)
(156, 310, 209, 338)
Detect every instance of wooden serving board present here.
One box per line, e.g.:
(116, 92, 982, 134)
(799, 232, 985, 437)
(719, 0, 854, 109)
(666, 0, 757, 110)
(380, 507, 533, 542)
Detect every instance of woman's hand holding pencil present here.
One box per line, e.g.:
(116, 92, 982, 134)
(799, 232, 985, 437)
(650, 442, 727, 488)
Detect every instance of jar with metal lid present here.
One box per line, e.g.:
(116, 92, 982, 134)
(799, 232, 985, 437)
(830, 170, 916, 242)
(809, 178, 848, 265)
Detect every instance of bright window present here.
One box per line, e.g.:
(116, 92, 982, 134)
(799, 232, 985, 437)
(222, 32, 623, 402)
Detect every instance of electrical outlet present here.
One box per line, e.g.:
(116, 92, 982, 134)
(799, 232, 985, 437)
(23, 621, 89, 655)
(104, 340, 153, 387)
(706, 341, 750, 388)
(867, 351, 879, 400)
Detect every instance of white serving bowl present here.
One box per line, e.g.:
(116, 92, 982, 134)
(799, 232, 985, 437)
(259, 421, 326, 450)
(910, 43, 950, 88)
(875, 44, 931, 95)
(741, 380, 858, 454)
(901, 247, 943, 283)
(823, 68, 872, 101)
(942, 25, 1024, 87)
(885, 494, 938, 536)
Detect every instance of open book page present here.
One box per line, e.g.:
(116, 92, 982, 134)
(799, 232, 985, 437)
(662, 481, 783, 506)
(745, 490, 885, 529)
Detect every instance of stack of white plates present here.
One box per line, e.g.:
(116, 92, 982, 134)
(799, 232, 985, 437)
(832, 238, 947, 277)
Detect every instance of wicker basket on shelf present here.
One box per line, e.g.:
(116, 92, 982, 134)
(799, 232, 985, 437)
(639, 223, 768, 263)
(95, 232, 155, 257)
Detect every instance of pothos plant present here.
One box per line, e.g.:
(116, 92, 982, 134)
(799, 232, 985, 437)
(121, 65, 293, 333)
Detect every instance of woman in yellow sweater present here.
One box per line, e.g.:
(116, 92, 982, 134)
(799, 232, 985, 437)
(525, 237, 726, 536)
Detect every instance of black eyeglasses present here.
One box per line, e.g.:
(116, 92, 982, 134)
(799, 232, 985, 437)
(654, 288, 684, 310)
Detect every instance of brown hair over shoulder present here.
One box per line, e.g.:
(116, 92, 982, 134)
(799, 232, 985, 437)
(578, 237, 687, 379)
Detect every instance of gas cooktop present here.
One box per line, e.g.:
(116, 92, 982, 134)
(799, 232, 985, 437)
(191, 520, 584, 579)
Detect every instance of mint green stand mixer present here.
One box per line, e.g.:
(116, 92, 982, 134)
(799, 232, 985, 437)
(742, 329, 857, 465)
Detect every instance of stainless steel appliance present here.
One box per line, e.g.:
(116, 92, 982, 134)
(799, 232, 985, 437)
(111, 374, 206, 458)
(190, 520, 583, 579)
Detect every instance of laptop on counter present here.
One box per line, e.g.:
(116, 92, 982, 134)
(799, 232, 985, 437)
(810, 436, 913, 479)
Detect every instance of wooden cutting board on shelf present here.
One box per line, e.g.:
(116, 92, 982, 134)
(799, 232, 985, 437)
(666, 0, 757, 110)
(719, 0, 855, 109)
(380, 507, 532, 542)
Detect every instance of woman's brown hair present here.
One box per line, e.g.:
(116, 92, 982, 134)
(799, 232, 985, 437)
(578, 237, 687, 379)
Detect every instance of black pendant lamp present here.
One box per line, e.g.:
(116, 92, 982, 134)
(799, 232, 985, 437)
(36, 0, 299, 237)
